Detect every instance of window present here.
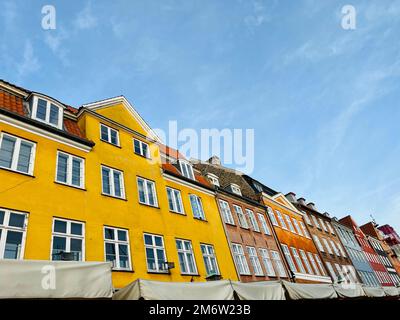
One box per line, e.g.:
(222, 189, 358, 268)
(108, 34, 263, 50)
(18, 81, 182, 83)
(246, 209, 260, 232)
(285, 215, 295, 233)
(291, 247, 306, 273)
(322, 238, 333, 254)
(304, 213, 312, 225)
(0, 133, 36, 175)
(307, 252, 321, 275)
(247, 246, 263, 276)
(292, 219, 303, 236)
(200, 244, 220, 275)
(325, 262, 337, 281)
(102, 166, 125, 199)
(299, 221, 310, 238)
(233, 205, 248, 228)
(281, 244, 297, 272)
(207, 173, 220, 186)
(311, 215, 321, 229)
(276, 211, 287, 229)
(100, 124, 119, 146)
(314, 254, 327, 276)
(104, 227, 131, 270)
(0, 209, 27, 259)
(330, 240, 340, 256)
(31, 97, 63, 128)
(267, 207, 278, 226)
(335, 263, 344, 280)
(144, 233, 167, 273)
(230, 184, 242, 196)
(327, 222, 336, 235)
(319, 218, 328, 232)
(137, 177, 158, 206)
(313, 235, 324, 252)
(259, 248, 276, 276)
(270, 250, 287, 277)
(337, 243, 347, 257)
(299, 249, 313, 274)
(179, 160, 195, 180)
(232, 244, 250, 275)
(257, 213, 271, 235)
(218, 200, 235, 225)
(133, 139, 150, 158)
(176, 239, 197, 275)
(189, 194, 206, 220)
(51, 218, 84, 261)
(166, 187, 184, 214)
(56, 151, 84, 188)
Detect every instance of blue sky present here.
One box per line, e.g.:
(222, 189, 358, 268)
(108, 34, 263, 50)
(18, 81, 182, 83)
(1, 0, 400, 231)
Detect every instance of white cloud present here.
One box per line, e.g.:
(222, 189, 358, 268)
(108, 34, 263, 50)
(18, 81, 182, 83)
(244, 0, 270, 29)
(44, 28, 70, 66)
(17, 40, 40, 78)
(74, 2, 97, 30)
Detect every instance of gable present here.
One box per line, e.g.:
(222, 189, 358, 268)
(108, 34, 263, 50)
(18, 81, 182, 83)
(82, 96, 161, 142)
(272, 193, 301, 213)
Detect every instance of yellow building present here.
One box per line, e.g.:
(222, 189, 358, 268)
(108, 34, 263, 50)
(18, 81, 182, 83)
(0, 80, 238, 288)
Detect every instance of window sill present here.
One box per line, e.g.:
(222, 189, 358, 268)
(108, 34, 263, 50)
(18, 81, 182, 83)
(181, 273, 200, 277)
(100, 139, 121, 148)
(112, 269, 134, 273)
(54, 181, 86, 191)
(193, 217, 208, 222)
(139, 202, 160, 209)
(0, 166, 35, 178)
(101, 193, 127, 201)
(134, 152, 151, 160)
(170, 210, 186, 216)
(147, 271, 171, 275)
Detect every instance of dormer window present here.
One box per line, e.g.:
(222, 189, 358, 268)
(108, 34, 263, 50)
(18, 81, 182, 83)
(179, 160, 194, 180)
(207, 173, 220, 186)
(30, 95, 63, 129)
(230, 183, 242, 196)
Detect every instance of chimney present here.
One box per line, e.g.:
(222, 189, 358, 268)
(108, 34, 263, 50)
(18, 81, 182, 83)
(307, 202, 316, 210)
(208, 156, 221, 166)
(323, 212, 331, 218)
(285, 192, 297, 203)
(297, 197, 306, 205)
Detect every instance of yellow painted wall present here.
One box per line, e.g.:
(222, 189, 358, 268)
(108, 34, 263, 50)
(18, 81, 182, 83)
(0, 104, 238, 289)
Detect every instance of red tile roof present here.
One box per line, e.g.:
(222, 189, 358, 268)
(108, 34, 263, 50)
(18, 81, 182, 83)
(158, 144, 185, 159)
(162, 163, 213, 189)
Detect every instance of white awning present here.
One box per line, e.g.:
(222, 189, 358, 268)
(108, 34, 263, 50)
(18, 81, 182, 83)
(383, 286, 399, 297)
(0, 259, 113, 299)
(231, 281, 286, 300)
(113, 279, 235, 300)
(282, 281, 337, 300)
(362, 286, 385, 298)
(333, 284, 366, 298)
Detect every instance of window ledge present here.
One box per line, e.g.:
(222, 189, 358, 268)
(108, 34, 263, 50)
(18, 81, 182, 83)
(101, 193, 127, 201)
(139, 202, 160, 209)
(100, 139, 121, 148)
(0, 166, 35, 178)
(181, 273, 200, 277)
(170, 210, 186, 216)
(54, 181, 86, 191)
(112, 269, 134, 273)
(193, 217, 208, 222)
(147, 271, 171, 275)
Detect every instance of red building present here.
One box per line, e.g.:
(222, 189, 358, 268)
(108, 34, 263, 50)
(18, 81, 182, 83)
(340, 216, 394, 287)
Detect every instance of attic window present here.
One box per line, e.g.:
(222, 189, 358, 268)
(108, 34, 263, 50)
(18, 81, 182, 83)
(230, 183, 242, 196)
(207, 173, 220, 186)
(253, 182, 263, 193)
(179, 160, 194, 180)
(31, 95, 63, 129)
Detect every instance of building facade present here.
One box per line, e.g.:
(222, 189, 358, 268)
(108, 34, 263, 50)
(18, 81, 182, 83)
(378, 224, 400, 277)
(242, 176, 332, 284)
(340, 216, 392, 287)
(360, 222, 400, 286)
(194, 158, 289, 282)
(286, 194, 359, 285)
(0, 80, 238, 288)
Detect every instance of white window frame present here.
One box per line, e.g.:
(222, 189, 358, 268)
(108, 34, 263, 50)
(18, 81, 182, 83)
(292, 219, 303, 236)
(0, 208, 28, 260)
(307, 252, 321, 275)
(281, 244, 297, 272)
(330, 240, 340, 256)
(218, 200, 235, 225)
(247, 246, 264, 276)
(144, 233, 168, 273)
(327, 222, 336, 235)
(137, 177, 158, 207)
(259, 248, 276, 277)
(0, 133, 36, 175)
(291, 247, 306, 273)
(100, 124, 120, 146)
(232, 243, 250, 275)
(276, 211, 287, 229)
(189, 194, 206, 220)
(322, 238, 333, 254)
(179, 160, 195, 180)
(200, 244, 220, 276)
(311, 215, 321, 229)
(166, 187, 184, 214)
(101, 165, 126, 199)
(270, 250, 287, 277)
(246, 209, 260, 232)
(285, 214, 295, 233)
(314, 254, 327, 276)
(50, 218, 85, 261)
(303, 213, 312, 225)
(55, 151, 85, 188)
(133, 138, 150, 158)
(233, 205, 249, 229)
(257, 213, 271, 235)
(319, 218, 328, 232)
(299, 221, 310, 238)
(299, 249, 313, 274)
(31, 95, 64, 129)
(176, 239, 198, 275)
(207, 173, 220, 186)
(267, 207, 278, 226)
(103, 226, 132, 271)
(230, 184, 242, 196)
(326, 261, 337, 281)
(313, 235, 324, 252)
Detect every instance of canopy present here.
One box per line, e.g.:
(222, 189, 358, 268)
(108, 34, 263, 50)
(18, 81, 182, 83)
(383, 286, 399, 297)
(362, 286, 385, 298)
(231, 281, 285, 300)
(282, 281, 337, 300)
(333, 284, 366, 298)
(113, 279, 234, 300)
(0, 259, 113, 299)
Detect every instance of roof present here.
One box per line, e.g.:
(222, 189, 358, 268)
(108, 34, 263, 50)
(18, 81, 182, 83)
(158, 144, 185, 160)
(162, 163, 213, 190)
